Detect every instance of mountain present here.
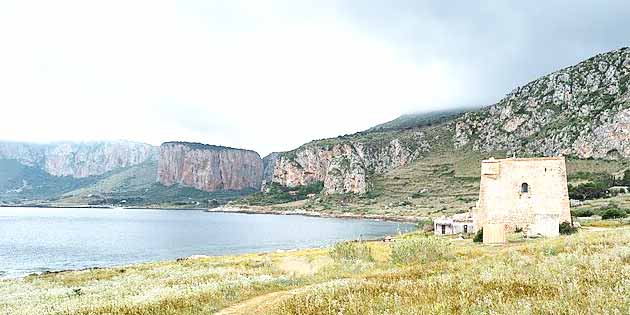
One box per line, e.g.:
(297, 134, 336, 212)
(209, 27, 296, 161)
(3, 47, 629, 210)
(0, 141, 157, 204)
(454, 48, 630, 159)
(267, 131, 430, 194)
(0, 140, 158, 177)
(157, 142, 263, 192)
(262, 47, 630, 198)
(367, 108, 471, 132)
(0, 140, 264, 207)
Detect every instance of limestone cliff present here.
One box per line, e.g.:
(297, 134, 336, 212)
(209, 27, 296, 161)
(157, 142, 263, 192)
(260, 152, 280, 191)
(0, 140, 157, 177)
(269, 47, 630, 195)
(271, 132, 430, 194)
(454, 47, 630, 159)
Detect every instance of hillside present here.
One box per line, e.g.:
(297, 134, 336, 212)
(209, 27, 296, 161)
(0, 141, 255, 208)
(0, 140, 158, 177)
(454, 47, 630, 158)
(241, 47, 630, 216)
(2, 48, 629, 210)
(367, 108, 472, 132)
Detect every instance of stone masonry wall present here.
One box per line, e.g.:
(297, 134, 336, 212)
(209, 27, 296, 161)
(473, 157, 571, 234)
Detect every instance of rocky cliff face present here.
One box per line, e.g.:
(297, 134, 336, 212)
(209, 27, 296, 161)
(271, 132, 430, 194)
(268, 47, 630, 195)
(0, 140, 157, 177)
(157, 142, 263, 192)
(261, 152, 280, 191)
(454, 47, 630, 159)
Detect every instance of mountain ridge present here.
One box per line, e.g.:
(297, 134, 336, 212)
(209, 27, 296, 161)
(2, 47, 629, 207)
(263, 46, 630, 196)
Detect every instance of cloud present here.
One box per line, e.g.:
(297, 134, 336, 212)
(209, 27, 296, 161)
(0, 0, 627, 156)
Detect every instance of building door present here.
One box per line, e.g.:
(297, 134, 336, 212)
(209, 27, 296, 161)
(441, 225, 446, 235)
(464, 225, 468, 233)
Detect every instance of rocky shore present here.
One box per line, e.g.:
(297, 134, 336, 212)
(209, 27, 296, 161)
(207, 206, 424, 223)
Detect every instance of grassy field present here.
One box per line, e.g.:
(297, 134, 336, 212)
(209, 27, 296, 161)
(2, 228, 628, 315)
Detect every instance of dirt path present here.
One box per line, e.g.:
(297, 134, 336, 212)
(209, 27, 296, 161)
(215, 279, 354, 315)
(215, 285, 311, 315)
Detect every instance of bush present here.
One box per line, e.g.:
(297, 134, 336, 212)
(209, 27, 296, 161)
(601, 207, 628, 220)
(473, 228, 483, 243)
(415, 219, 433, 232)
(391, 236, 451, 265)
(621, 169, 630, 186)
(244, 181, 324, 205)
(559, 222, 578, 235)
(329, 242, 374, 262)
(568, 182, 609, 200)
(571, 208, 594, 217)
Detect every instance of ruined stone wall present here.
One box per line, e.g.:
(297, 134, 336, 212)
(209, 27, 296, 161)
(473, 157, 571, 233)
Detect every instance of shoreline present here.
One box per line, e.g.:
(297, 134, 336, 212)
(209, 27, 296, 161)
(207, 206, 424, 224)
(1, 206, 416, 280)
(1, 235, 398, 281)
(0, 204, 209, 211)
(0, 204, 425, 223)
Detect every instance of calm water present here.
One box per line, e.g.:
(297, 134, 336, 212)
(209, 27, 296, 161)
(0, 207, 413, 278)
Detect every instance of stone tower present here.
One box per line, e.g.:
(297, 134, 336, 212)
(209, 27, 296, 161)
(473, 156, 571, 237)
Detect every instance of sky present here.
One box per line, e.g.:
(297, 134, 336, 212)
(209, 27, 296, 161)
(0, 0, 628, 156)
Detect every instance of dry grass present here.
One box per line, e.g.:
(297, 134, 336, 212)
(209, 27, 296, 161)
(271, 229, 630, 315)
(0, 251, 318, 315)
(2, 229, 628, 315)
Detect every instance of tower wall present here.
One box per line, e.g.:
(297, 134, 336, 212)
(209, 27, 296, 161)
(473, 157, 571, 233)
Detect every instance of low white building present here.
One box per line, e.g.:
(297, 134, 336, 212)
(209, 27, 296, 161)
(434, 212, 474, 236)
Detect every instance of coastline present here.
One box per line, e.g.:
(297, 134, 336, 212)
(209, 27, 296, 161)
(1, 233, 397, 281)
(0, 204, 209, 211)
(0, 204, 425, 223)
(1, 206, 414, 280)
(207, 205, 424, 224)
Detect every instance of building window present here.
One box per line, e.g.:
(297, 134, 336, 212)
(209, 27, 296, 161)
(521, 182, 529, 193)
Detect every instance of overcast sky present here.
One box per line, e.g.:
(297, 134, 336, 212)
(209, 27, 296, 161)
(0, 1, 628, 156)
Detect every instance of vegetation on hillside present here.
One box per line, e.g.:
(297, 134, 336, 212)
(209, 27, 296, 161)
(240, 182, 324, 206)
(367, 108, 474, 132)
(0, 159, 101, 202)
(0, 159, 255, 208)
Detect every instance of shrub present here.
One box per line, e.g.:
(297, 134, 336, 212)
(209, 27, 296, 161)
(601, 207, 628, 220)
(571, 208, 594, 217)
(390, 236, 451, 265)
(568, 182, 609, 200)
(329, 242, 374, 262)
(473, 228, 483, 243)
(244, 181, 324, 205)
(415, 219, 433, 232)
(622, 169, 630, 186)
(559, 222, 578, 235)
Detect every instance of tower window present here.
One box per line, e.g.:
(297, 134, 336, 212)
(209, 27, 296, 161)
(521, 183, 529, 193)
